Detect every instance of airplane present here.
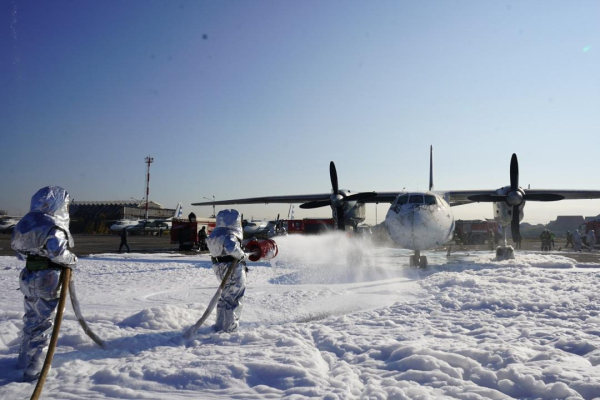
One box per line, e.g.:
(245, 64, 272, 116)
(109, 203, 183, 233)
(192, 148, 600, 267)
(0, 217, 20, 234)
(242, 215, 282, 239)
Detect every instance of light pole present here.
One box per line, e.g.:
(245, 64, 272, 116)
(144, 156, 154, 221)
(203, 196, 216, 218)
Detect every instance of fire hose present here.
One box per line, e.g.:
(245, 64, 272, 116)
(184, 239, 278, 339)
(69, 279, 107, 349)
(31, 270, 106, 400)
(31, 268, 71, 400)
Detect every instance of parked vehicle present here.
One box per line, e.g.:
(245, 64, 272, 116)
(453, 219, 498, 245)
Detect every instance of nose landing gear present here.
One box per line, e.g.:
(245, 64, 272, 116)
(410, 250, 428, 268)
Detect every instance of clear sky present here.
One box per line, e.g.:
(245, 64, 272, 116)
(1, 1, 599, 225)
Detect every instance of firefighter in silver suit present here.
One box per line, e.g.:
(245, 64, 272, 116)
(11, 186, 77, 381)
(206, 209, 248, 333)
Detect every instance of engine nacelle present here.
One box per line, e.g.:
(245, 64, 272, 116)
(493, 198, 525, 227)
(245, 238, 279, 261)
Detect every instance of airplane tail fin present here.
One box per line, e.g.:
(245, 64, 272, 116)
(429, 145, 434, 191)
(174, 203, 183, 219)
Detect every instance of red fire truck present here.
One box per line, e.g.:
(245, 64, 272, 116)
(454, 219, 498, 245)
(171, 215, 216, 251)
(282, 218, 336, 234)
(583, 220, 600, 236)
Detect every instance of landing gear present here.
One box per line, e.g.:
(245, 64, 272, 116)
(495, 226, 515, 260)
(496, 245, 515, 260)
(409, 250, 428, 268)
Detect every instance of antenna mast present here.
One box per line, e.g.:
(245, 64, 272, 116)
(144, 156, 154, 220)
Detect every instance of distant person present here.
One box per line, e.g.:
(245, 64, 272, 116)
(206, 209, 249, 333)
(119, 228, 130, 253)
(11, 186, 77, 381)
(565, 231, 573, 248)
(488, 230, 495, 251)
(586, 230, 596, 252)
(198, 226, 208, 251)
(550, 232, 556, 249)
(540, 229, 551, 251)
(573, 229, 583, 252)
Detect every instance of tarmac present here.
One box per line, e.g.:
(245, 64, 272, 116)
(1, 234, 599, 263)
(0, 233, 183, 257)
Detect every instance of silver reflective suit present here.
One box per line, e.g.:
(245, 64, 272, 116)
(11, 186, 77, 380)
(206, 209, 247, 333)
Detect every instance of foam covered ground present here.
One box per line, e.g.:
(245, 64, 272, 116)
(1, 234, 599, 399)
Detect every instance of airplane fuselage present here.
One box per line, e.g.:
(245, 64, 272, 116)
(0, 218, 19, 233)
(109, 220, 140, 232)
(244, 220, 277, 239)
(385, 192, 454, 251)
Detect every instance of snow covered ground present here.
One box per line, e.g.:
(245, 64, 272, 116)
(1, 233, 599, 399)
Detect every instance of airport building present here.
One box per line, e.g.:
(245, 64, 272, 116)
(69, 200, 176, 233)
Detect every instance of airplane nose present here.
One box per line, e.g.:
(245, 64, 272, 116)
(385, 202, 454, 251)
(409, 206, 449, 250)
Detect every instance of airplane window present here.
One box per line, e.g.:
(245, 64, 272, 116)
(424, 195, 436, 205)
(409, 195, 424, 204)
(396, 195, 408, 205)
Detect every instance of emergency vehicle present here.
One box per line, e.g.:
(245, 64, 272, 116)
(171, 214, 216, 251)
(453, 219, 498, 245)
(282, 218, 336, 234)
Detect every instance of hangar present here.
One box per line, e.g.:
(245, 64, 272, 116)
(69, 200, 176, 233)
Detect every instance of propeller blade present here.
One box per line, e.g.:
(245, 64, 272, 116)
(330, 161, 339, 194)
(523, 193, 565, 202)
(510, 153, 519, 192)
(299, 199, 332, 209)
(336, 206, 345, 230)
(468, 195, 508, 203)
(511, 204, 520, 243)
(344, 192, 378, 202)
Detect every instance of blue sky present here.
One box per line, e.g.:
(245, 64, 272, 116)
(1, 1, 599, 224)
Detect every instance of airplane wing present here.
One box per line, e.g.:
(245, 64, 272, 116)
(192, 192, 402, 207)
(193, 189, 600, 208)
(441, 189, 600, 207)
(192, 194, 332, 206)
(524, 189, 600, 200)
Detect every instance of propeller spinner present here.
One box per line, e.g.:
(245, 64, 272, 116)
(300, 161, 377, 230)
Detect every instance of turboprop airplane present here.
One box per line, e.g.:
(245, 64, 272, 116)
(109, 203, 183, 233)
(193, 148, 600, 267)
(0, 217, 20, 233)
(242, 214, 283, 239)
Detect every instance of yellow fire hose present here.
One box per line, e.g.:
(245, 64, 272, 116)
(30, 267, 71, 400)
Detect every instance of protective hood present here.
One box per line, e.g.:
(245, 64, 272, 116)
(12, 186, 74, 253)
(29, 186, 71, 224)
(206, 209, 245, 259)
(215, 209, 243, 239)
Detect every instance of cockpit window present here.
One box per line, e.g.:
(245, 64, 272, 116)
(424, 195, 437, 205)
(409, 195, 424, 204)
(396, 195, 408, 205)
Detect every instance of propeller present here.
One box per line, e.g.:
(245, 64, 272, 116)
(467, 153, 565, 243)
(300, 161, 377, 230)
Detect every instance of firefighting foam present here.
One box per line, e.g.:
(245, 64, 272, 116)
(271, 232, 402, 285)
